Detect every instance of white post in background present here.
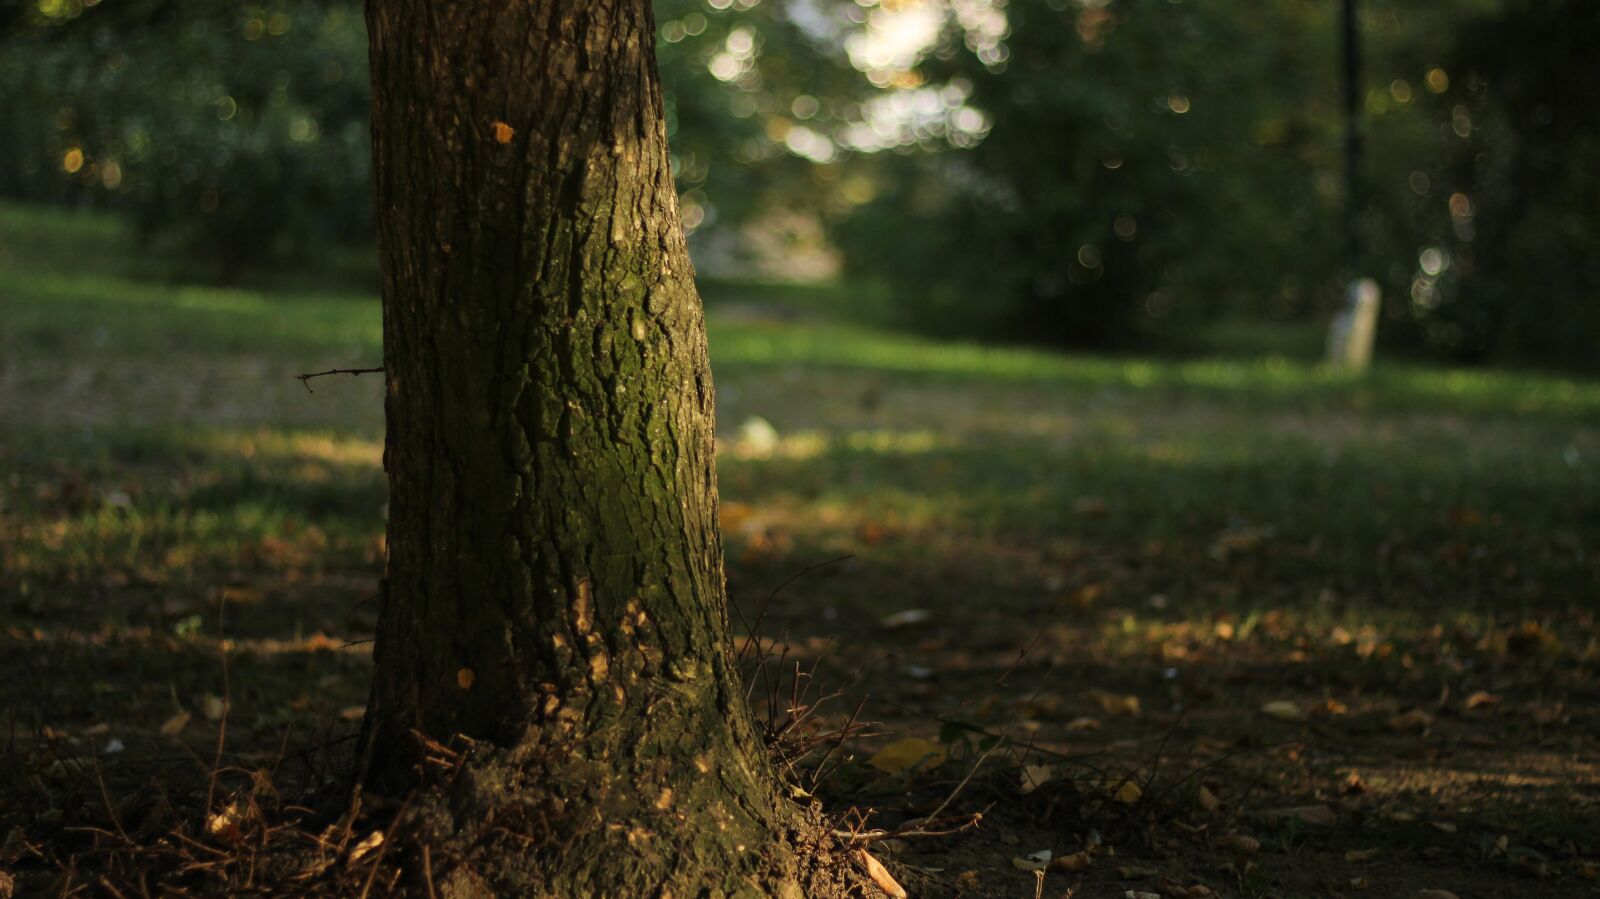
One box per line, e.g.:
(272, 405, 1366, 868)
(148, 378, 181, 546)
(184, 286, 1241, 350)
(1327, 277, 1381, 370)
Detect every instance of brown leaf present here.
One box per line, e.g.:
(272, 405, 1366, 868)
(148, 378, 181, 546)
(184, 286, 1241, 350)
(1216, 834, 1259, 853)
(1344, 848, 1378, 862)
(1261, 805, 1336, 826)
(1386, 708, 1434, 732)
(158, 710, 191, 737)
(1463, 691, 1500, 710)
(1051, 851, 1091, 872)
(1195, 784, 1220, 812)
(491, 121, 515, 144)
(1086, 689, 1141, 716)
(856, 850, 906, 898)
(456, 667, 475, 690)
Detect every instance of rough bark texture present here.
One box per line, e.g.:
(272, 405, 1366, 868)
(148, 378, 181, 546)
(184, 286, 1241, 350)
(362, 3, 835, 895)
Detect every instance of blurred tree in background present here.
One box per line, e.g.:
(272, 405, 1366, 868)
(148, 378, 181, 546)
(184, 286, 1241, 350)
(0, 0, 372, 278)
(836, 0, 1341, 347)
(1372, 0, 1600, 366)
(1, 0, 1595, 367)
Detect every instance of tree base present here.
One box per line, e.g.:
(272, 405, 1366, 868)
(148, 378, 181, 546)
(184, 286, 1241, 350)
(386, 740, 857, 899)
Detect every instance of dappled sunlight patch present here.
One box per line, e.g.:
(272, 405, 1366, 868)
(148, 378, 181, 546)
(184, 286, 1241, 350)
(194, 429, 383, 469)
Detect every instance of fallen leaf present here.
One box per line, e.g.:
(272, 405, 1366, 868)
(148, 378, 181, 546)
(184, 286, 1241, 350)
(1463, 691, 1500, 710)
(1349, 876, 1369, 890)
(159, 710, 191, 737)
(1340, 771, 1367, 795)
(1065, 716, 1101, 732)
(200, 694, 227, 721)
(1117, 865, 1158, 879)
(347, 831, 384, 864)
(1430, 821, 1457, 834)
(1344, 848, 1378, 862)
(82, 723, 111, 737)
(1087, 689, 1142, 717)
(1051, 851, 1091, 872)
(866, 737, 946, 775)
(1216, 834, 1259, 853)
(456, 667, 475, 690)
(1112, 780, 1143, 804)
(1011, 849, 1052, 871)
(206, 803, 246, 845)
(1261, 805, 1335, 826)
(1259, 700, 1306, 722)
(339, 705, 366, 721)
(856, 850, 907, 898)
(1387, 709, 1434, 731)
(879, 609, 931, 629)
(1195, 785, 1220, 812)
(1414, 892, 1460, 899)
(1019, 763, 1054, 795)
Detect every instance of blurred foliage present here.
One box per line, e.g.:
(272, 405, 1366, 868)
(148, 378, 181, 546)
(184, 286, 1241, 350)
(0, 0, 372, 277)
(1, 0, 1596, 367)
(1371, 0, 1600, 366)
(837, 0, 1342, 348)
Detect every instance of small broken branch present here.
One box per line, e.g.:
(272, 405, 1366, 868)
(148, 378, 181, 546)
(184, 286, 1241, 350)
(296, 367, 384, 393)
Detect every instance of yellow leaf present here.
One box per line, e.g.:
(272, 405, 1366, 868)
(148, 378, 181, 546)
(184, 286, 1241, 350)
(1463, 691, 1499, 710)
(1011, 850, 1052, 871)
(491, 121, 515, 144)
(1112, 780, 1143, 804)
(866, 737, 945, 775)
(1086, 689, 1141, 716)
(1260, 700, 1306, 722)
(1019, 764, 1054, 795)
(347, 830, 384, 864)
(159, 710, 191, 737)
(1196, 785, 1220, 812)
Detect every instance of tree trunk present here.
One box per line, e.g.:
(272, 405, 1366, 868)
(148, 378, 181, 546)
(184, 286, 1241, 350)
(361, 3, 830, 895)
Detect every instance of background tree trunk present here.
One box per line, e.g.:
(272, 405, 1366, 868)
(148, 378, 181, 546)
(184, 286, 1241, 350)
(361, 3, 827, 894)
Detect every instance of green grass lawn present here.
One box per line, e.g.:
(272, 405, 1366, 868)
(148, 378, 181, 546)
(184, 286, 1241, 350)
(3, 202, 1598, 896)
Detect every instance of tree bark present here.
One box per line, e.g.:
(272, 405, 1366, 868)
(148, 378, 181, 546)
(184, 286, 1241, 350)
(361, 3, 829, 895)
